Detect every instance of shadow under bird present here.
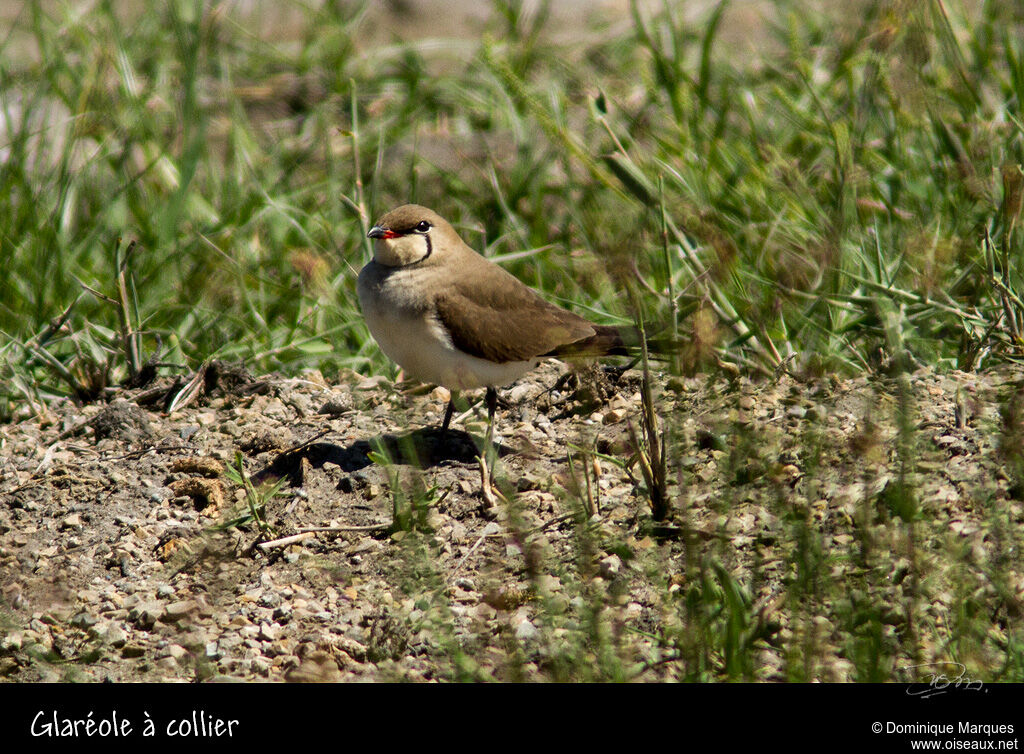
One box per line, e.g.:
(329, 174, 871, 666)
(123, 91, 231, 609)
(357, 204, 637, 433)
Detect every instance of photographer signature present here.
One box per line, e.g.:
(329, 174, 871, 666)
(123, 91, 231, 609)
(900, 662, 985, 698)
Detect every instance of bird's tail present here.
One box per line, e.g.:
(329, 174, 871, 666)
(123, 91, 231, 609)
(547, 325, 674, 360)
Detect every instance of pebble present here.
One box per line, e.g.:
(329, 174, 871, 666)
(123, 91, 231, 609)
(69, 611, 98, 629)
(259, 622, 282, 641)
(155, 656, 179, 672)
(514, 620, 539, 641)
(164, 600, 198, 620)
(319, 394, 353, 414)
(507, 384, 537, 403)
(252, 656, 272, 676)
(106, 624, 129, 648)
(130, 603, 165, 630)
(355, 375, 390, 390)
(603, 409, 627, 424)
(273, 605, 292, 622)
(259, 592, 283, 609)
(599, 554, 622, 579)
(546, 596, 569, 615)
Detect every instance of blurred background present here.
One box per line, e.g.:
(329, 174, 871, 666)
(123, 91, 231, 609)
(1, 0, 1020, 420)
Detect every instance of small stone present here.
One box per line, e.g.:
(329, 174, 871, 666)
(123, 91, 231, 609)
(514, 619, 538, 641)
(546, 596, 569, 615)
(507, 384, 536, 403)
(156, 656, 179, 673)
(599, 554, 622, 579)
(69, 611, 97, 629)
(130, 603, 165, 629)
(273, 604, 293, 622)
(472, 603, 497, 623)
(252, 656, 272, 676)
(696, 429, 727, 451)
(776, 464, 801, 483)
(259, 592, 283, 609)
(0, 657, 19, 676)
(168, 644, 189, 663)
(319, 394, 353, 415)
(355, 375, 389, 391)
(163, 600, 197, 621)
(285, 650, 341, 682)
(603, 409, 627, 425)
(106, 624, 128, 648)
(892, 558, 912, 585)
(194, 411, 218, 427)
(335, 636, 368, 662)
(121, 644, 146, 658)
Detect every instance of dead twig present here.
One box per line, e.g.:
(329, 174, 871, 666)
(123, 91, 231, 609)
(296, 523, 390, 534)
(256, 532, 315, 551)
(273, 428, 332, 459)
(167, 365, 207, 413)
(447, 522, 502, 584)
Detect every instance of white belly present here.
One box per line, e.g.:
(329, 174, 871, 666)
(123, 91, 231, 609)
(360, 289, 538, 391)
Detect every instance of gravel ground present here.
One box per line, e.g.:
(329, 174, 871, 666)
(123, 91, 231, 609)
(1, 361, 1022, 682)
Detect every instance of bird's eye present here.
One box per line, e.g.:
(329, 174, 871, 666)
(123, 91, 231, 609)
(415, 220, 431, 233)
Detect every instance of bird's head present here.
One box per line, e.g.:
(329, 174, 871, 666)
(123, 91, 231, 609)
(366, 204, 461, 267)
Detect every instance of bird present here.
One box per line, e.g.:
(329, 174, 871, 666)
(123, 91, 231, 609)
(357, 204, 634, 435)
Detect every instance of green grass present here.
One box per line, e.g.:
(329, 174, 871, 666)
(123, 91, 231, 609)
(1, 0, 1023, 682)
(3, 0, 1022, 408)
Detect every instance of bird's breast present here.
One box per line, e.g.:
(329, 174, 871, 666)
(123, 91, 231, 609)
(357, 264, 537, 390)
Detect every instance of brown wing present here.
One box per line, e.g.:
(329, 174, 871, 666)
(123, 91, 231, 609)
(434, 262, 595, 364)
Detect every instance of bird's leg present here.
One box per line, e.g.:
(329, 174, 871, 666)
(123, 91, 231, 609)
(441, 396, 456, 432)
